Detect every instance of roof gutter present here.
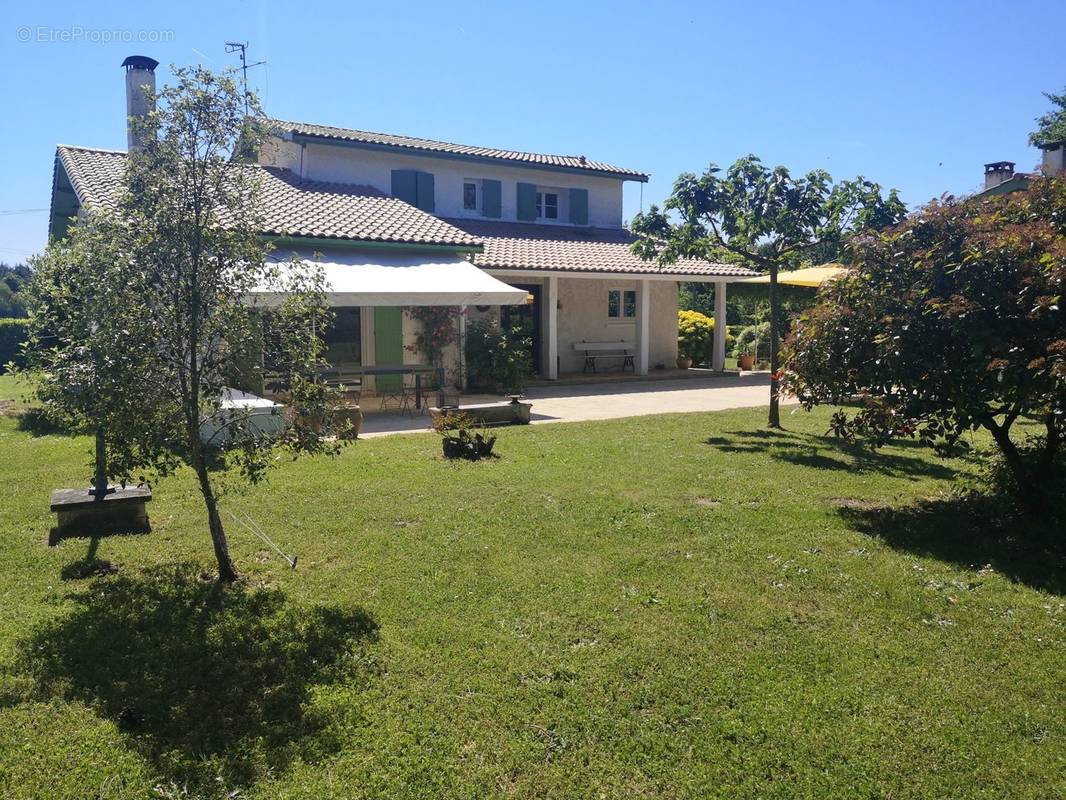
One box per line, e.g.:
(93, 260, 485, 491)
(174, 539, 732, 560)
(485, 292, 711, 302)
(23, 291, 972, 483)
(262, 233, 484, 256)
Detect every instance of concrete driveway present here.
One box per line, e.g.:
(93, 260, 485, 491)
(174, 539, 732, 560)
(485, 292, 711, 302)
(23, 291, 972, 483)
(358, 372, 793, 437)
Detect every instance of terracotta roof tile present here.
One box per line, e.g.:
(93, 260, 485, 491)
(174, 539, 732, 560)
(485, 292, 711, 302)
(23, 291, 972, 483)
(270, 119, 649, 181)
(53, 146, 752, 277)
(55, 145, 481, 248)
(447, 219, 755, 278)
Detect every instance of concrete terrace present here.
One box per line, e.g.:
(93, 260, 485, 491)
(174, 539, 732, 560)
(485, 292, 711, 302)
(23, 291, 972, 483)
(358, 372, 795, 437)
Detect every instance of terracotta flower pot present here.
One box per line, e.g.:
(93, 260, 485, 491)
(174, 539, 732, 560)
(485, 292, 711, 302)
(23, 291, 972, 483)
(676, 356, 693, 370)
(738, 353, 755, 370)
(336, 404, 363, 440)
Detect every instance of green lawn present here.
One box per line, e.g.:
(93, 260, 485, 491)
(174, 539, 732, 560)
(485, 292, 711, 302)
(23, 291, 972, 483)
(0, 374, 1062, 799)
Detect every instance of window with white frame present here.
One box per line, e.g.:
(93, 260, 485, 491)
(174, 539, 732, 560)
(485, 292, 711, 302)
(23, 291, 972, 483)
(608, 289, 637, 320)
(535, 190, 559, 220)
(462, 180, 478, 212)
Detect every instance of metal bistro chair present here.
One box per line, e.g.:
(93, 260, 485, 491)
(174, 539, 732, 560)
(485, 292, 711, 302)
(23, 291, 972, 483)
(376, 372, 406, 413)
(379, 373, 418, 417)
(421, 369, 459, 415)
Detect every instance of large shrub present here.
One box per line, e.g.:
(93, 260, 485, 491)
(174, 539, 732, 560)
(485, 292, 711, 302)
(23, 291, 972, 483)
(677, 309, 714, 361)
(785, 177, 1066, 508)
(677, 310, 735, 363)
(0, 318, 28, 372)
(0, 263, 30, 318)
(465, 318, 532, 393)
(732, 322, 770, 360)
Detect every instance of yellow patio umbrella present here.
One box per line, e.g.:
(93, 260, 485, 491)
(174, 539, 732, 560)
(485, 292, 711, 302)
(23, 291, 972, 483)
(736, 264, 848, 288)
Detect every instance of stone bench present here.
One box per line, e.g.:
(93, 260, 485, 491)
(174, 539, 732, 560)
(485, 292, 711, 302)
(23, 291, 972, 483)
(49, 485, 152, 543)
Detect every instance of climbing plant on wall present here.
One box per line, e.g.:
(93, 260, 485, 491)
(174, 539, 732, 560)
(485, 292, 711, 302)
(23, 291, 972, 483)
(406, 306, 460, 367)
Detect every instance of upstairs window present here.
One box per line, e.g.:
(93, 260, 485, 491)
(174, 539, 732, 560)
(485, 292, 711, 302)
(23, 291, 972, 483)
(463, 181, 478, 211)
(536, 191, 559, 220)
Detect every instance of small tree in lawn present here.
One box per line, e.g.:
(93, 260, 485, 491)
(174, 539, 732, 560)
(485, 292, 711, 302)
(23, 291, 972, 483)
(631, 156, 905, 427)
(31, 66, 341, 582)
(124, 66, 343, 582)
(784, 178, 1066, 508)
(25, 217, 175, 495)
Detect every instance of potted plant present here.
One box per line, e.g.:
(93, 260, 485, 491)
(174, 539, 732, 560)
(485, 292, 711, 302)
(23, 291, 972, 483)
(432, 410, 497, 460)
(733, 322, 769, 372)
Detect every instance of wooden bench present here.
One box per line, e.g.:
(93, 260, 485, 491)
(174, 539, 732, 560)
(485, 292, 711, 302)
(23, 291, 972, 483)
(574, 340, 636, 374)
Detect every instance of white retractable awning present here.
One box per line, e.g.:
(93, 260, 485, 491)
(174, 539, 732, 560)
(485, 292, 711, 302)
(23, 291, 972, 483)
(251, 250, 528, 307)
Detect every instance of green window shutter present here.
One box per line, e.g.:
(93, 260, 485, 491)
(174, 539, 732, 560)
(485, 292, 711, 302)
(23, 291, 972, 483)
(482, 179, 502, 218)
(415, 171, 435, 212)
(569, 188, 589, 225)
(516, 182, 537, 221)
(391, 169, 418, 204)
(373, 307, 404, 392)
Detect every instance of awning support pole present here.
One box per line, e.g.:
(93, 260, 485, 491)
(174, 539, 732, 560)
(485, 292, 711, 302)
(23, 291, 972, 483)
(458, 305, 468, 392)
(546, 277, 559, 380)
(713, 280, 727, 372)
(636, 279, 650, 376)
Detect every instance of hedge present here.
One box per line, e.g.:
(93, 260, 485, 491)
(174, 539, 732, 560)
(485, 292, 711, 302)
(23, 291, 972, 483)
(0, 318, 28, 373)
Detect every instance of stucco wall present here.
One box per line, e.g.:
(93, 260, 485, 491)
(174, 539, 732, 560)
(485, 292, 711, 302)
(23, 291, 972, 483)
(555, 278, 678, 373)
(258, 136, 626, 228)
(331, 280, 678, 389)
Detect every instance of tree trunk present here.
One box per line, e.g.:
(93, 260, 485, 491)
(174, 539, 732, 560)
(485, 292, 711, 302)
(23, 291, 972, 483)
(767, 263, 782, 429)
(1041, 412, 1062, 474)
(986, 418, 1039, 502)
(91, 428, 110, 498)
(191, 445, 238, 583)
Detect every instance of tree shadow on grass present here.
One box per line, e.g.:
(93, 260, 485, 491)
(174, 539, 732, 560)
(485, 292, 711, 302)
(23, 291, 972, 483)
(704, 428, 962, 481)
(18, 563, 380, 793)
(15, 407, 71, 437)
(59, 536, 122, 580)
(838, 497, 1066, 595)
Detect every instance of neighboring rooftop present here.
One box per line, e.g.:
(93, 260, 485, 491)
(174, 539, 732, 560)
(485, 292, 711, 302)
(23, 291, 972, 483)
(268, 119, 650, 182)
(53, 145, 482, 248)
(448, 218, 754, 279)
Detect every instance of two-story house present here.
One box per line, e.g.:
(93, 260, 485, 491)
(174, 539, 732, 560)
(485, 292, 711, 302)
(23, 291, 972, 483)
(48, 57, 754, 395)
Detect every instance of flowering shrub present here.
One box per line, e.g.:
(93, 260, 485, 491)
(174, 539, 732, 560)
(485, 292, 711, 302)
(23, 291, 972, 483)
(677, 310, 733, 363)
(406, 306, 459, 366)
(677, 309, 714, 361)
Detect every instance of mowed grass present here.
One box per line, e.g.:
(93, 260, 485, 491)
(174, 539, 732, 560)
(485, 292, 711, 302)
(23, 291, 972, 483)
(0, 374, 1063, 798)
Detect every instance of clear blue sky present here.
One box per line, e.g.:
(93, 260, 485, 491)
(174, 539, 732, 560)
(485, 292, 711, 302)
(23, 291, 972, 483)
(3, 0, 1064, 262)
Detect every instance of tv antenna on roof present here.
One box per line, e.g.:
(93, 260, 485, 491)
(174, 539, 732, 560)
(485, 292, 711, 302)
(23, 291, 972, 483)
(224, 41, 266, 115)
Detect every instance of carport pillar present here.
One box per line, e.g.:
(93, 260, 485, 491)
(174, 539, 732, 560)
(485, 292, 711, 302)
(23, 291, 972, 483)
(546, 276, 559, 380)
(458, 305, 468, 390)
(713, 280, 727, 372)
(636, 278, 650, 376)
